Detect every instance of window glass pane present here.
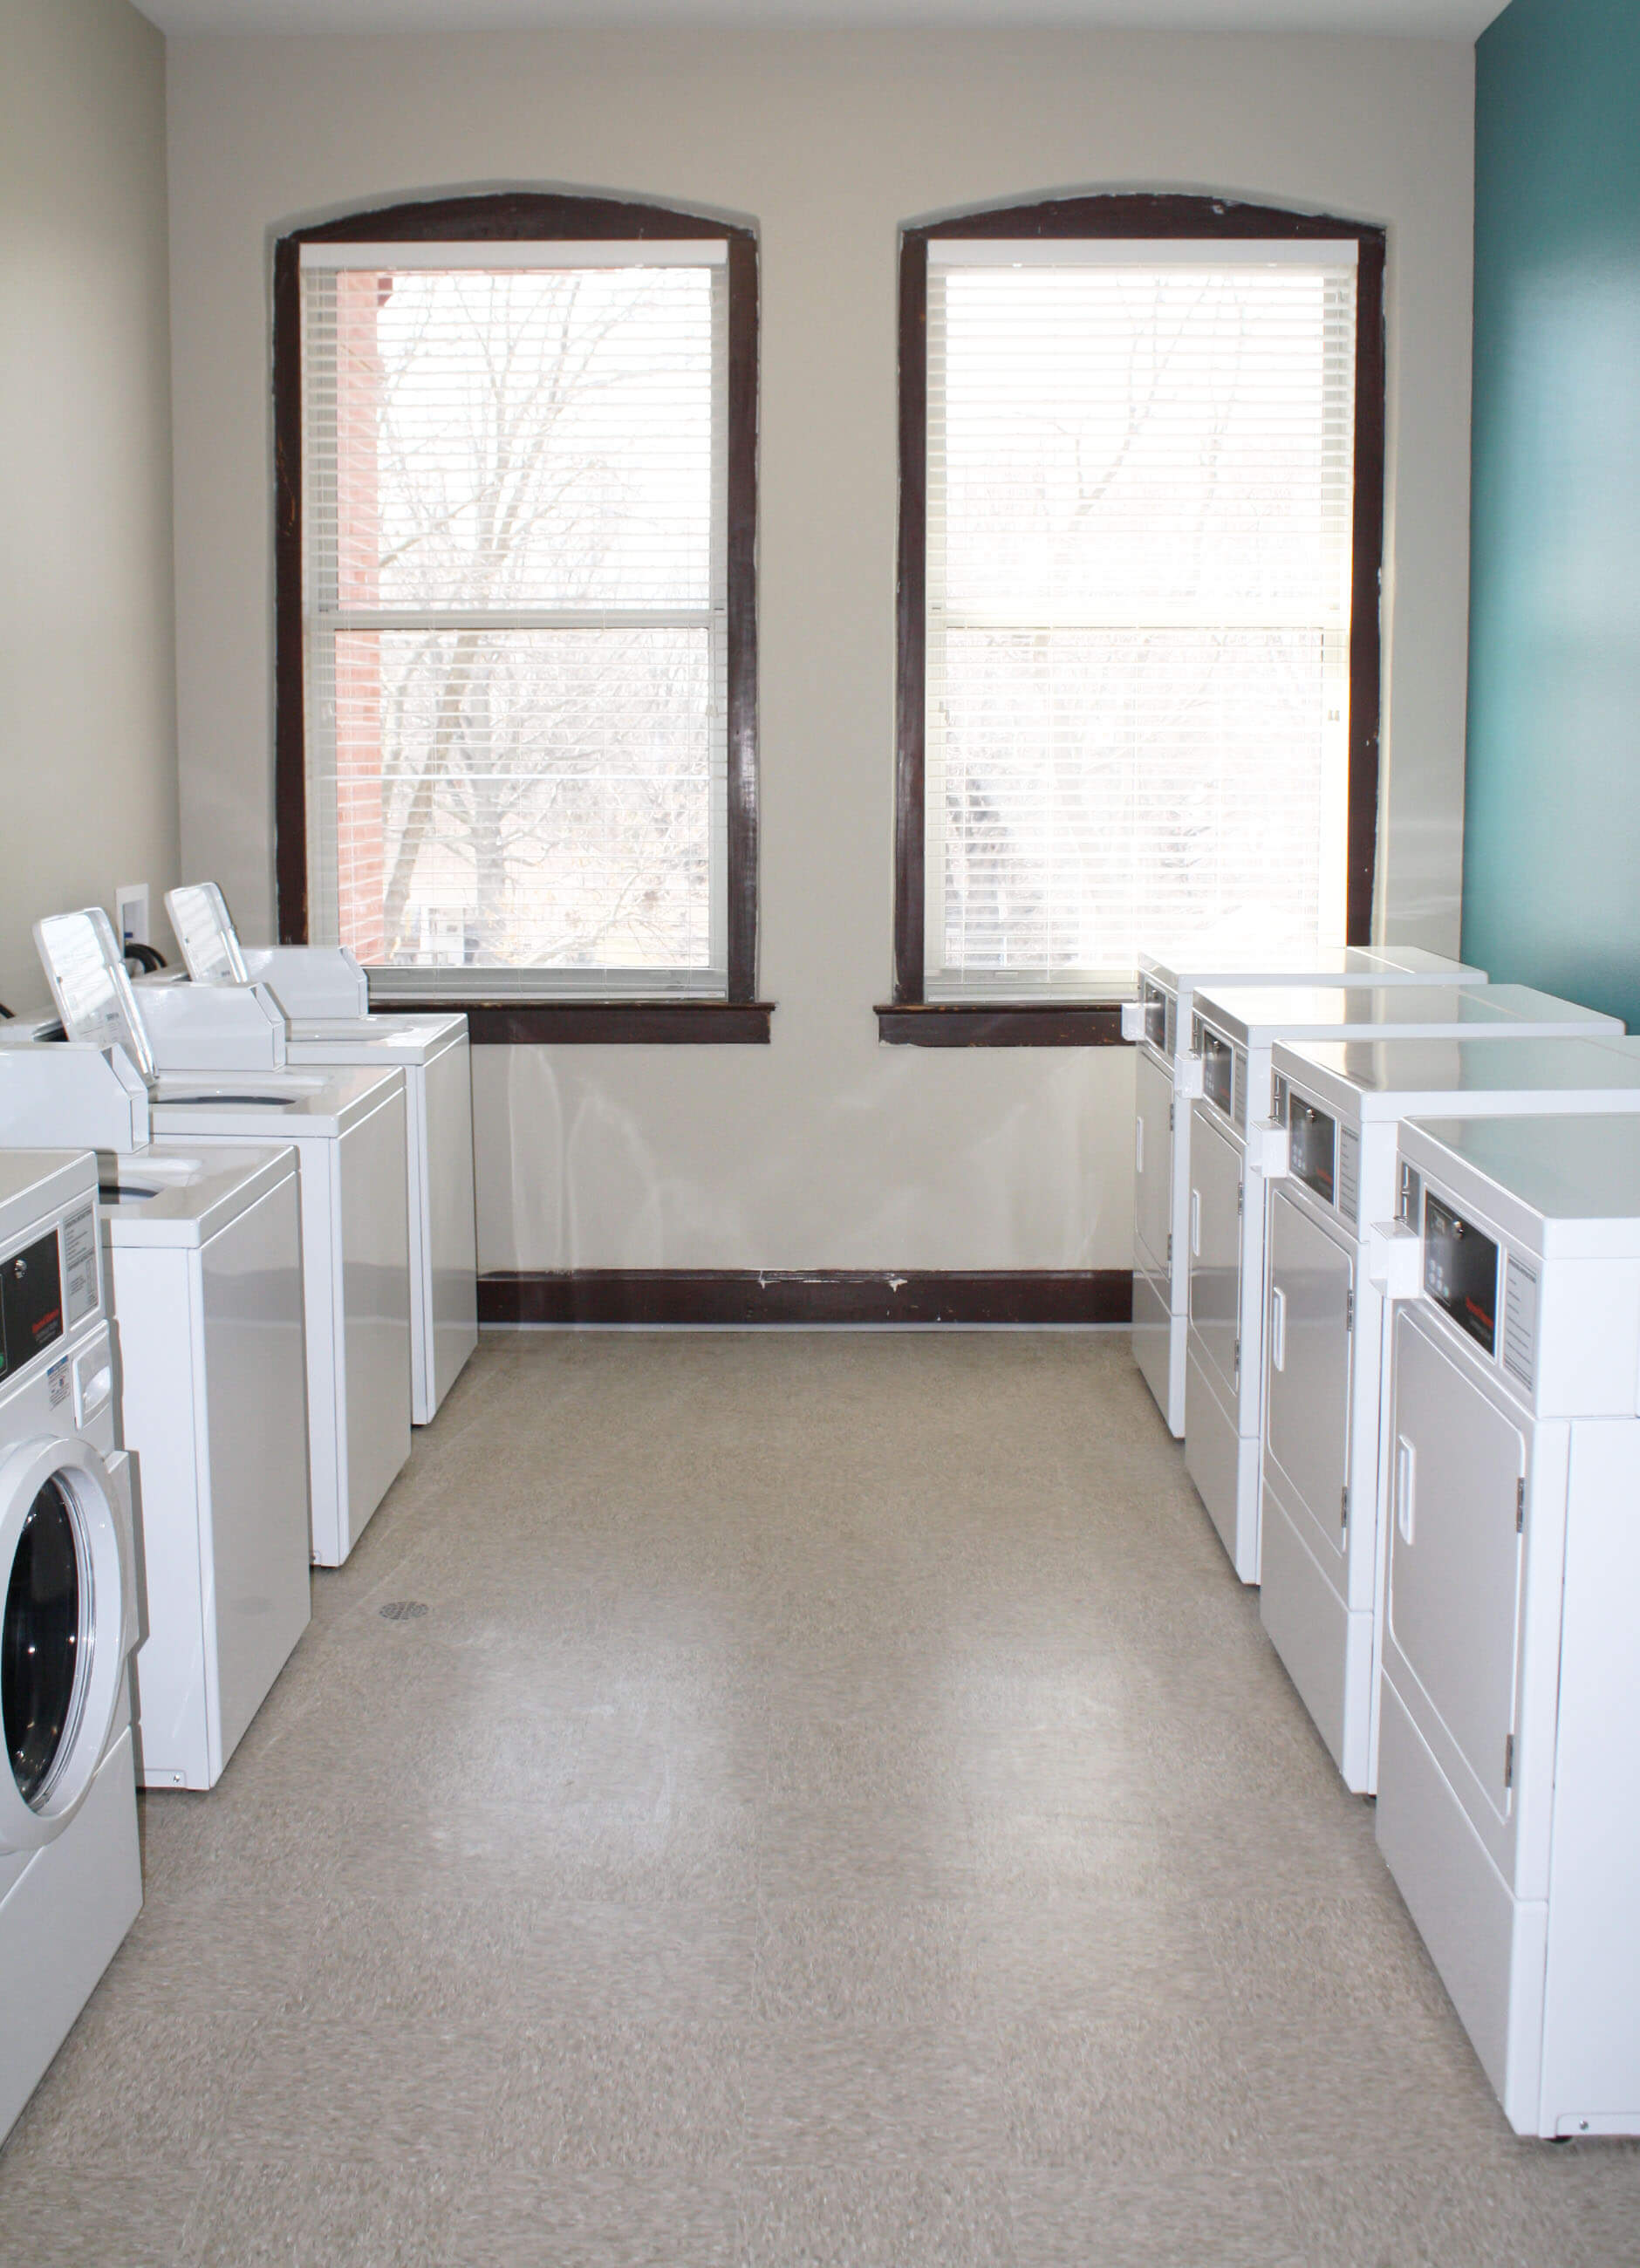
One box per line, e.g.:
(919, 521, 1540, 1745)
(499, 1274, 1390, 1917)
(936, 627, 1347, 977)
(325, 627, 713, 972)
(926, 250, 1356, 987)
(324, 266, 714, 613)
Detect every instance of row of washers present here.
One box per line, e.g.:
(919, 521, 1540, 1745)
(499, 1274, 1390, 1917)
(1127, 946, 1640, 2138)
(1, 890, 477, 1794)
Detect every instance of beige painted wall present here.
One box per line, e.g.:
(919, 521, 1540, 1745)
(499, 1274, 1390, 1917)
(0, 0, 179, 1015)
(166, 27, 1475, 1274)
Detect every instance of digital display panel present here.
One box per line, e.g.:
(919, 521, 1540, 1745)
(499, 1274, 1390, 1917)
(1288, 1098, 1336, 1206)
(1201, 1031, 1234, 1117)
(1424, 1192, 1498, 1356)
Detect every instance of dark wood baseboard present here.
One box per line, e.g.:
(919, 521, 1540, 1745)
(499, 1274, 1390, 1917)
(479, 1268, 1133, 1327)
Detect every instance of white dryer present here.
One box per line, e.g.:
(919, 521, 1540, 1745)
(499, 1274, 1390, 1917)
(1377, 1112, 1640, 2138)
(0, 1149, 141, 2143)
(1179, 984, 1622, 1587)
(24, 912, 412, 1568)
(1122, 946, 1483, 1438)
(1255, 1032, 1640, 1793)
(161, 884, 475, 1425)
(100, 1144, 311, 1788)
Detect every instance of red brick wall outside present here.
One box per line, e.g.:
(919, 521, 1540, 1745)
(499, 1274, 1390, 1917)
(333, 270, 386, 963)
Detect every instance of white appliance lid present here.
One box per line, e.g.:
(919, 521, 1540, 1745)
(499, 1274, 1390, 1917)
(98, 1141, 297, 1246)
(1138, 946, 1477, 991)
(148, 1064, 401, 1138)
(166, 883, 249, 986)
(1276, 1033, 1640, 1117)
(34, 908, 156, 1083)
(1408, 1113, 1640, 1242)
(1197, 982, 1616, 1046)
(286, 1016, 462, 1062)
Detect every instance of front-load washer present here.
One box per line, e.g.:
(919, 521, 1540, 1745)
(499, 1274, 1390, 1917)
(24, 912, 412, 1567)
(1179, 984, 1623, 1587)
(99, 1143, 311, 1788)
(1254, 1032, 1640, 1794)
(0, 1148, 141, 2143)
(161, 884, 475, 1424)
(1120, 946, 1484, 1438)
(1376, 1112, 1640, 2139)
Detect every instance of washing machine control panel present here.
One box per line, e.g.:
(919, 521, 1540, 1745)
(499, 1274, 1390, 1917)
(1193, 1019, 1247, 1128)
(0, 1202, 98, 1391)
(1423, 1192, 1499, 1358)
(1137, 979, 1168, 1055)
(1288, 1096, 1337, 1207)
(0, 1231, 64, 1386)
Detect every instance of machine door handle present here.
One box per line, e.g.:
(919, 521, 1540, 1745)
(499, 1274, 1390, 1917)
(1270, 1284, 1287, 1372)
(1189, 1189, 1201, 1257)
(1397, 1435, 1416, 1547)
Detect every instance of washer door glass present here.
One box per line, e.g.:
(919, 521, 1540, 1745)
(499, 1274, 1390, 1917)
(3, 1477, 85, 1807)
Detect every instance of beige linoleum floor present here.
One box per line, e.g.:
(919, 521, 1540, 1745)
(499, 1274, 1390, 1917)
(3, 1329, 1638, 2265)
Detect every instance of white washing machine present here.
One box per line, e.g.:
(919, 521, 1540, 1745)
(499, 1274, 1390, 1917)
(1180, 984, 1623, 1586)
(0, 1149, 141, 2144)
(100, 1143, 311, 1789)
(161, 885, 475, 1425)
(1255, 1032, 1640, 1794)
(1121, 946, 1482, 1438)
(25, 912, 412, 1568)
(1377, 1112, 1640, 2138)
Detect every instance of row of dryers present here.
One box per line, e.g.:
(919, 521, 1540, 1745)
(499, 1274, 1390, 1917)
(1125, 951, 1640, 2138)
(0, 891, 479, 2141)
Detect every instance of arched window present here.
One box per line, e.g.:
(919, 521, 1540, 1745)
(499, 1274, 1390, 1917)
(273, 191, 764, 1042)
(885, 192, 1386, 1046)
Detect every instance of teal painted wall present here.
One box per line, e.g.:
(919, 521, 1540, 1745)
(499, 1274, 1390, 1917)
(1461, 0, 1640, 1028)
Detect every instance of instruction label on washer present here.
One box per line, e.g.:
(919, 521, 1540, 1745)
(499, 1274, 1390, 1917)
(1503, 1255, 1538, 1393)
(1337, 1129, 1360, 1224)
(46, 1354, 69, 1410)
(63, 1204, 98, 1325)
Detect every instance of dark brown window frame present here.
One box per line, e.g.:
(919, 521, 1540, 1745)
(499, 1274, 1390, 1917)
(882, 190, 1388, 1049)
(273, 190, 767, 1046)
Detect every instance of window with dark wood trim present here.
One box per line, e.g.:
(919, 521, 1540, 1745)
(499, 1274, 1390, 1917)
(273, 192, 766, 1045)
(883, 192, 1387, 1049)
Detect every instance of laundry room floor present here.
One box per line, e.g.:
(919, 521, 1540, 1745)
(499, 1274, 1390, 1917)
(3, 1329, 1639, 2265)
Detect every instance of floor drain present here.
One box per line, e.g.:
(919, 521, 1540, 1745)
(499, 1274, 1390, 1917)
(379, 1601, 428, 1622)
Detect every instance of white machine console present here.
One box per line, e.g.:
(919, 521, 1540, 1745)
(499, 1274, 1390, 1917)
(1179, 984, 1623, 1587)
(1129, 946, 1484, 1438)
(1376, 1112, 1640, 2139)
(1251, 1032, 1640, 1795)
(0, 1149, 141, 2142)
(37, 904, 290, 1072)
(167, 882, 370, 1017)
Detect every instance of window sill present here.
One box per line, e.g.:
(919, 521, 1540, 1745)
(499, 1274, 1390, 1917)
(876, 1001, 1129, 1047)
(382, 998, 775, 1045)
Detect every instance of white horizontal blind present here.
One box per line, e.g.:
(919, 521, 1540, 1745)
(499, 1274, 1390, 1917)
(300, 243, 728, 994)
(925, 239, 1359, 994)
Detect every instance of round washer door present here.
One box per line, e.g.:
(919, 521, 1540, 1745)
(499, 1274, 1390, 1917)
(0, 1436, 133, 1856)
